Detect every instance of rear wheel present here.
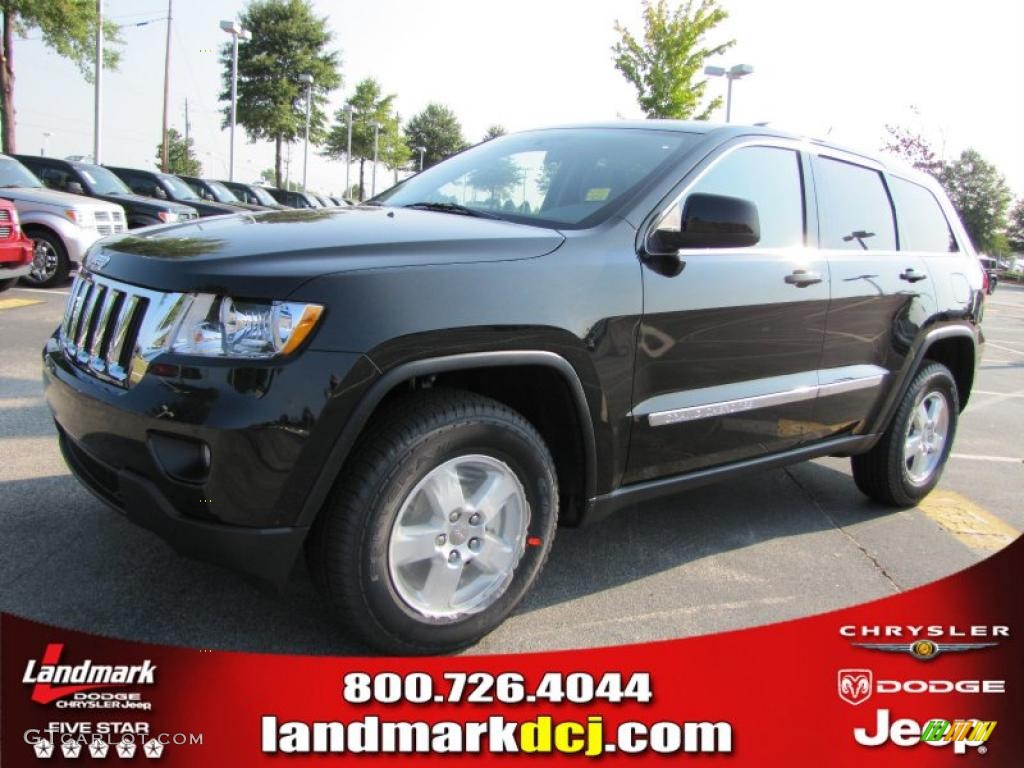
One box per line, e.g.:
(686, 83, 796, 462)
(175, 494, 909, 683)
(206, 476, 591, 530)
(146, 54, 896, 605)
(307, 388, 558, 654)
(0, 277, 16, 293)
(24, 231, 69, 288)
(852, 362, 958, 506)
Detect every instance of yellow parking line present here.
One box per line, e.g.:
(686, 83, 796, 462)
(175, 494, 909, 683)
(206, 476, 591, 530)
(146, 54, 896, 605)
(919, 490, 1020, 551)
(0, 297, 42, 310)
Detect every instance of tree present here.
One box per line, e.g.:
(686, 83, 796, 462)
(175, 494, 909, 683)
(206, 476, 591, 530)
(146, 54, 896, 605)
(882, 124, 944, 179)
(612, 0, 734, 120)
(1, 1, 121, 152)
(1007, 200, 1024, 254)
(940, 149, 1012, 255)
(156, 128, 201, 176)
(482, 124, 506, 142)
(405, 103, 467, 170)
(323, 78, 409, 200)
(220, 0, 341, 188)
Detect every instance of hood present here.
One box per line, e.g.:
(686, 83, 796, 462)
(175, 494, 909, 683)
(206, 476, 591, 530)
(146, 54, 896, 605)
(186, 199, 247, 217)
(93, 192, 195, 215)
(2, 186, 122, 211)
(88, 206, 565, 296)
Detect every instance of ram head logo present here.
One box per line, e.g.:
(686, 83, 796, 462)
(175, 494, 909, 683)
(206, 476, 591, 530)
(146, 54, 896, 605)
(838, 669, 873, 706)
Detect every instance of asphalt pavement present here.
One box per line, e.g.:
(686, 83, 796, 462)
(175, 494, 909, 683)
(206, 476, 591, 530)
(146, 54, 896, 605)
(1, 281, 1020, 655)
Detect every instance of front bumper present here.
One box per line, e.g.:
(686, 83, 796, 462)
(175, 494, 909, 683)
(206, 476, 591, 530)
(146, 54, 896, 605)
(43, 334, 375, 584)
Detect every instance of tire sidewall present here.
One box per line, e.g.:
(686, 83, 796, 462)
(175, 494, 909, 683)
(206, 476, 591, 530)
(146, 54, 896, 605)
(891, 366, 958, 500)
(359, 417, 557, 651)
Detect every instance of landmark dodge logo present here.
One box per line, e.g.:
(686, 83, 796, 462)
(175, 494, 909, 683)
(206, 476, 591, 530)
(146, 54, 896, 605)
(838, 670, 873, 706)
(22, 644, 156, 704)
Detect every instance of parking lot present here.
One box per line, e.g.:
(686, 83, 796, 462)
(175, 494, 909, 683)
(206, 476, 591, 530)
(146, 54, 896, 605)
(1, 281, 1021, 655)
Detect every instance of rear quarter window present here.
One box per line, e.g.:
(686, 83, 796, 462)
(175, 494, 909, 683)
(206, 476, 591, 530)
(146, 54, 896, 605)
(816, 157, 897, 251)
(889, 176, 958, 253)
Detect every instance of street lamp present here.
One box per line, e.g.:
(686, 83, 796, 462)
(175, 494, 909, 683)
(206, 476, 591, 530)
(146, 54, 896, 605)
(416, 145, 426, 171)
(371, 121, 380, 197)
(41, 131, 53, 156)
(299, 73, 313, 190)
(220, 19, 251, 181)
(703, 63, 754, 122)
(344, 103, 354, 199)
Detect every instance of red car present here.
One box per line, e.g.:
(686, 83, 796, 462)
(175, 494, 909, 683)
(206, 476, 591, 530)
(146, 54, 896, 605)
(0, 197, 33, 291)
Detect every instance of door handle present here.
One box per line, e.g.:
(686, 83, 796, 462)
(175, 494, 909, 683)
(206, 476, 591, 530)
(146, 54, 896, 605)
(784, 269, 823, 287)
(899, 268, 928, 283)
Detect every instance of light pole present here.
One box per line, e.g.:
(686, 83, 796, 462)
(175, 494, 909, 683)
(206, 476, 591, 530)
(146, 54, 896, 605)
(94, 0, 103, 163)
(416, 145, 426, 171)
(344, 103, 354, 199)
(41, 131, 53, 156)
(371, 121, 380, 197)
(703, 63, 754, 122)
(299, 73, 313, 190)
(220, 20, 251, 181)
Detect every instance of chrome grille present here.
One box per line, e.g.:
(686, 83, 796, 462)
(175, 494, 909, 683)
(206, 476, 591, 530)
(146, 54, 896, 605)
(60, 274, 155, 386)
(95, 211, 111, 222)
(0, 226, 10, 238)
(0, 209, 10, 222)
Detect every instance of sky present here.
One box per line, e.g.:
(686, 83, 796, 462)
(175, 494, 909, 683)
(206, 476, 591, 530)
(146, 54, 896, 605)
(13, 0, 1024, 198)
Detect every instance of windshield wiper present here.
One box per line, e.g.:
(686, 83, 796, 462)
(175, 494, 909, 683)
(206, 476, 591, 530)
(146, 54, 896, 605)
(402, 201, 502, 220)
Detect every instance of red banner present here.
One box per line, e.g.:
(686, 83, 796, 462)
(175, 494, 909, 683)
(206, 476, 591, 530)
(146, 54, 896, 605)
(3, 537, 1020, 765)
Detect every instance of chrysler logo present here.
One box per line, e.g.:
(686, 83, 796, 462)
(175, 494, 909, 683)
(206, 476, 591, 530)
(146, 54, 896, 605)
(88, 252, 110, 271)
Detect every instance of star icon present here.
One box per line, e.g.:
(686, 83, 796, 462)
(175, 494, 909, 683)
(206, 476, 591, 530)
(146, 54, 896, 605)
(116, 740, 137, 758)
(61, 740, 83, 758)
(143, 738, 165, 758)
(33, 738, 54, 759)
(89, 738, 110, 758)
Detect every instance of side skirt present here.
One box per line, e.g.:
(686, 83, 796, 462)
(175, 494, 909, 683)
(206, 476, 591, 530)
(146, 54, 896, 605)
(579, 434, 877, 525)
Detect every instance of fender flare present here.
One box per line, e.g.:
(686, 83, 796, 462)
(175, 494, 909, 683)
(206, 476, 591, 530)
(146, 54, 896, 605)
(866, 324, 977, 441)
(296, 350, 599, 529)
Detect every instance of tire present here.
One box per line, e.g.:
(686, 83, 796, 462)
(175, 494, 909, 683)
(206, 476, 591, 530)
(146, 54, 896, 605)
(307, 388, 558, 654)
(0, 277, 16, 293)
(851, 362, 959, 507)
(23, 230, 69, 288)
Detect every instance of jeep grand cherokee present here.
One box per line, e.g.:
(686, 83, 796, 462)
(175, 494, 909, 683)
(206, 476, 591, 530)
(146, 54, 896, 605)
(43, 123, 984, 654)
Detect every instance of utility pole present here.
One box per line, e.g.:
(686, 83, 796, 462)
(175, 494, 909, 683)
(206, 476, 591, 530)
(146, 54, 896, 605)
(300, 73, 313, 190)
(93, 0, 103, 163)
(344, 103, 353, 199)
(184, 98, 190, 150)
(371, 122, 380, 197)
(161, 0, 173, 171)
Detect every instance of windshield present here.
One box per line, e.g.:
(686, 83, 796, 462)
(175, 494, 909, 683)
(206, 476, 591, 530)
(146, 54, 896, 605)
(374, 128, 696, 228)
(207, 180, 239, 203)
(0, 156, 43, 188)
(78, 164, 131, 195)
(249, 186, 277, 206)
(159, 173, 201, 201)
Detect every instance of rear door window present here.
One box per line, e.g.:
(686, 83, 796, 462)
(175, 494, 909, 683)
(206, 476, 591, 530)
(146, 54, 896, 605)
(889, 176, 958, 252)
(816, 157, 897, 251)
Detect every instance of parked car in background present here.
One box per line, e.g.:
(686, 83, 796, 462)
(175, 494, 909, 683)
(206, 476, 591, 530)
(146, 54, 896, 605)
(219, 181, 286, 209)
(978, 256, 999, 294)
(312, 193, 336, 208)
(105, 167, 243, 218)
(177, 175, 273, 212)
(328, 196, 351, 207)
(16, 155, 199, 229)
(0, 154, 125, 286)
(265, 188, 322, 209)
(0, 197, 34, 291)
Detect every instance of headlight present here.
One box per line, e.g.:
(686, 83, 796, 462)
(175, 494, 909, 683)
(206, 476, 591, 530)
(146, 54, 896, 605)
(170, 295, 323, 358)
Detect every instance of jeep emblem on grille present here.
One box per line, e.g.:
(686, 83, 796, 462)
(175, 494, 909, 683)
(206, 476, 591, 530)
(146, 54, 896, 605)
(88, 252, 110, 271)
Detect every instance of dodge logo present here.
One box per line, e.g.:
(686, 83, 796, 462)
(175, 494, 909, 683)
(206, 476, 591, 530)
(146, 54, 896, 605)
(838, 669, 873, 706)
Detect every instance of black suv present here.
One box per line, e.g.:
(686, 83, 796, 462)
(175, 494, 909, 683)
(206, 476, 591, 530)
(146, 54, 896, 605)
(105, 167, 243, 218)
(177, 175, 273, 212)
(219, 181, 286, 209)
(15, 155, 199, 228)
(265, 187, 322, 208)
(43, 123, 984, 654)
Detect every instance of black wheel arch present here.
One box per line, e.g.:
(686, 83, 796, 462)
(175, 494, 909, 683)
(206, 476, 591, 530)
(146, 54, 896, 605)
(296, 350, 599, 530)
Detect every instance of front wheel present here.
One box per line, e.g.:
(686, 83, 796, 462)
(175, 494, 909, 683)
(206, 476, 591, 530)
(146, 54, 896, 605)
(24, 231, 69, 288)
(852, 362, 958, 507)
(307, 389, 558, 654)
(0, 277, 16, 293)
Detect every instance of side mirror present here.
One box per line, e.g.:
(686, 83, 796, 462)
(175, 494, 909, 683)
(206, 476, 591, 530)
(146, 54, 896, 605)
(66, 181, 85, 195)
(676, 193, 760, 249)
